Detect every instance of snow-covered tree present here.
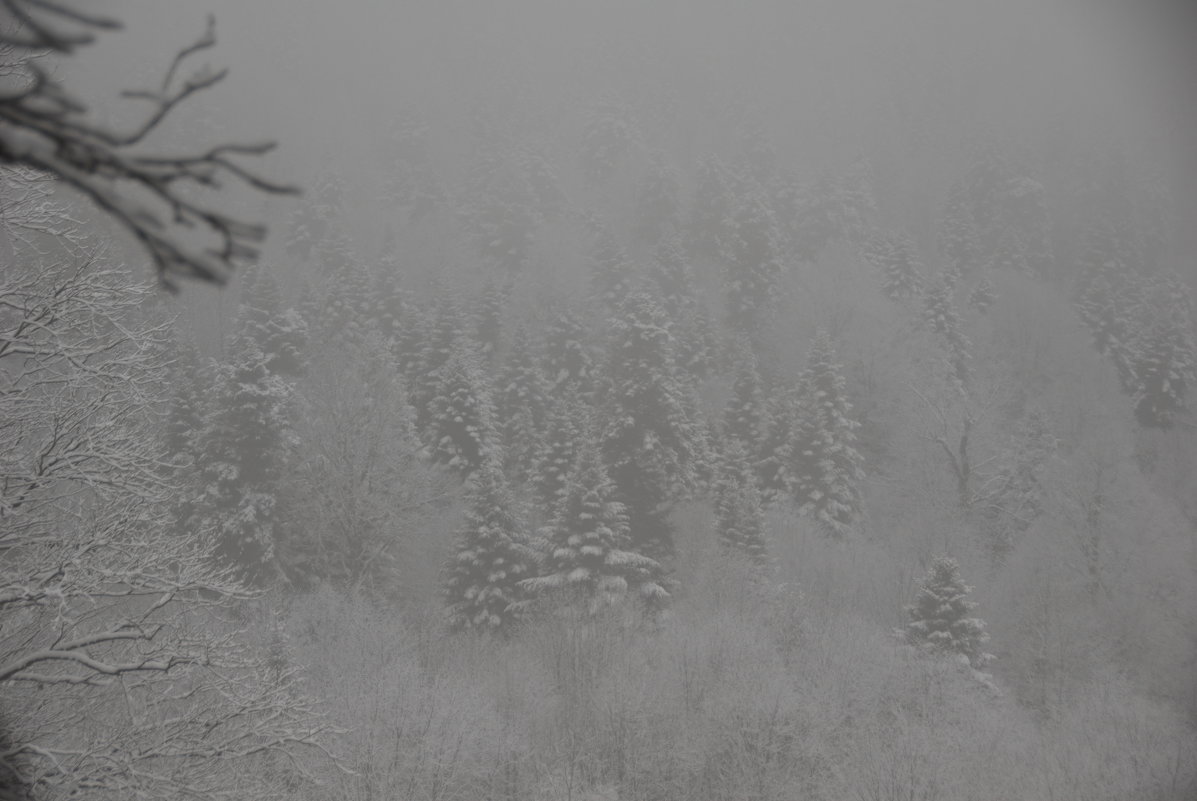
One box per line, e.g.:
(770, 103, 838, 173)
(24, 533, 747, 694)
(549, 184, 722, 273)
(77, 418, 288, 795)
(723, 341, 767, 454)
(601, 292, 706, 560)
(472, 278, 510, 362)
(522, 438, 665, 612)
(967, 276, 996, 315)
(721, 184, 786, 338)
(531, 385, 589, 513)
(426, 339, 498, 478)
(633, 153, 682, 246)
(1130, 274, 1195, 429)
(938, 179, 980, 280)
(713, 441, 769, 565)
(579, 92, 642, 182)
(590, 224, 640, 311)
(687, 156, 739, 262)
(443, 460, 535, 633)
(541, 306, 595, 393)
(862, 229, 922, 301)
(755, 382, 801, 504)
(790, 331, 865, 536)
(977, 409, 1056, 557)
(496, 326, 552, 485)
(905, 556, 991, 667)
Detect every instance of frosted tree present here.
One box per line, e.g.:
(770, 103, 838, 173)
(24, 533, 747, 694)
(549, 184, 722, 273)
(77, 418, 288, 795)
(633, 153, 682, 245)
(755, 382, 801, 504)
(522, 438, 665, 612)
(967, 275, 996, 315)
(1130, 274, 1195, 429)
(905, 556, 991, 667)
(923, 280, 972, 386)
(579, 92, 642, 182)
(0, 215, 328, 797)
(472, 278, 511, 362)
(995, 175, 1053, 278)
(722, 340, 767, 455)
(589, 223, 640, 311)
(426, 338, 498, 478)
(601, 292, 706, 561)
(790, 330, 865, 536)
(721, 184, 786, 339)
(650, 235, 716, 378)
(977, 410, 1056, 557)
(496, 326, 552, 485)
(195, 267, 306, 582)
(713, 441, 769, 566)
(409, 291, 469, 430)
(863, 229, 922, 301)
(541, 306, 595, 394)
(532, 385, 588, 513)
(938, 179, 980, 282)
(687, 155, 738, 262)
(1074, 224, 1142, 391)
(286, 171, 355, 273)
(443, 460, 535, 633)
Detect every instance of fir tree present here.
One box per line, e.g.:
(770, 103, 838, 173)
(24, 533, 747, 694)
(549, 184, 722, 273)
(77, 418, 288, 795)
(967, 276, 996, 315)
(995, 175, 1053, 278)
(722, 341, 766, 454)
(601, 292, 705, 560)
(755, 382, 800, 504)
(863, 229, 922, 301)
(905, 556, 991, 667)
(1074, 226, 1142, 391)
(531, 385, 588, 513)
(1131, 274, 1196, 429)
(541, 306, 595, 393)
(579, 92, 642, 182)
(496, 326, 552, 485)
(589, 224, 640, 311)
(443, 460, 535, 633)
(650, 235, 716, 379)
(410, 292, 469, 431)
(633, 153, 682, 246)
(978, 410, 1055, 557)
(923, 281, 972, 386)
(522, 438, 665, 611)
(713, 441, 769, 565)
(687, 156, 738, 262)
(472, 278, 510, 363)
(986, 226, 1032, 276)
(426, 339, 498, 478)
(721, 185, 785, 339)
(938, 179, 979, 279)
(790, 331, 864, 536)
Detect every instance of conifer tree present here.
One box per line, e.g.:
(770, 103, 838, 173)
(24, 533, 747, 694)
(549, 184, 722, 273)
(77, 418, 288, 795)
(790, 331, 864, 536)
(967, 276, 996, 315)
(863, 229, 922, 301)
(542, 306, 595, 393)
(986, 226, 1032, 276)
(496, 326, 552, 485)
(590, 225, 640, 311)
(633, 153, 682, 246)
(579, 92, 642, 182)
(721, 185, 785, 339)
(688, 156, 738, 262)
(938, 179, 979, 279)
(426, 339, 498, 478)
(1074, 226, 1142, 391)
(650, 236, 716, 379)
(410, 292, 468, 430)
(601, 292, 705, 560)
(923, 281, 972, 386)
(905, 556, 991, 667)
(1130, 274, 1196, 429)
(755, 382, 800, 504)
(522, 438, 665, 611)
(472, 278, 510, 363)
(532, 385, 588, 513)
(978, 410, 1055, 557)
(722, 341, 766, 454)
(996, 175, 1053, 278)
(443, 460, 535, 633)
(714, 441, 769, 565)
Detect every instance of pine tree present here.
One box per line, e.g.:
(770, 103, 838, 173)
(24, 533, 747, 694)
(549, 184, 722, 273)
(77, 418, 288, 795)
(579, 92, 642, 182)
(995, 175, 1053, 278)
(601, 292, 705, 561)
(532, 386, 588, 513)
(923, 280, 972, 386)
(967, 276, 996, 314)
(472, 278, 510, 363)
(713, 440, 769, 565)
(590, 224, 640, 311)
(863, 229, 922, 301)
(650, 235, 715, 379)
(496, 326, 552, 485)
(1130, 274, 1196, 429)
(541, 306, 595, 394)
(978, 410, 1055, 557)
(755, 382, 800, 504)
(443, 460, 535, 633)
(905, 556, 991, 667)
(426, 339, 498, 478)
(938, 179, 979, 279)
(722, 340, 766, 454)
(721, 185, 785, 339)
(790, 331, 864, 536)
(687, 156, 738, 262)
(986, 226, 1032, 276)
(522, 438, 665, 611)
(633, 153, 682, 246)
(1074, 225, 1142, 391)
(410, 292, 469, 431)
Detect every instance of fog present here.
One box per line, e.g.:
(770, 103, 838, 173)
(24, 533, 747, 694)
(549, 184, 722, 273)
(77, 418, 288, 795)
(4, 2, 1197, 799)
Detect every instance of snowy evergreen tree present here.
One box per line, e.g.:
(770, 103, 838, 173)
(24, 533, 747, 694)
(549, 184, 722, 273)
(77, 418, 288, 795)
(410, 292, 469, 431)
(792, 162, 876, 262)
(978, 410, 1056, 557)
(601, 292, 705, 560)
(459, 145, 552, 274)
(720, 184, 785, 339)
(633, 153, 682, 246)
(522, 438, 666, 612)
(986, 226, 1032, 276)
(996, 175, 1053, 278)
(443, 460, 535, 634)
(755, 382, 800, 504)
(713, 440, 769, 566)
(579, 92, 642, 182)
(967, 275, 996, 315)
(650, 235, 716, 379)
(938, 179, 980, 279)
(1074, 224, 1142, 391)
(790, 330, 864, 536)
(863, 229, 922, 301)
(496, 326, 552, 485)
(589, 224, 640, 311)
(532, 385, 588, 514)
(472, 278, 510, 363)
(923, 280, 972, 386)
(1130, 274, 1196, 429)
(687, 155, 738, 262)
(905, 556, 991, 667)
(722, 341, 766, 454)
(426, 339, 498, 478)
(541, 306, 595, 393)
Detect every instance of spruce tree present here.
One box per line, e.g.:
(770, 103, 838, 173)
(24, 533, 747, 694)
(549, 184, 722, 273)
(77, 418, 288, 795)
(755, 382, 800, 504)
(721, 185, 785, 339)
(688, 156, 738, 262)
(714, 441, 769, 565)
(495, 326, 551, 485)
(472, 278, 510, 363)
(967, 276, 996, 315)
(722, 340, 766, 454)
(522, 438, 665, 611)
(863, 229, 922, 301)
(426, 339, 498, 478)
(790, 330, 864, 536)
(443, 460, 535, 633)
(938, 179, 979, 279)
(601, 292, 705, 561)
(905, 556, 991, 667)
(531, 385, 588, 513)
(541, 306, 595, 393)
(579, 92, 641, 182)
(1130, 274, 1195, 429)
(590, 225, 640, 312)
(633, 153, 682, 246)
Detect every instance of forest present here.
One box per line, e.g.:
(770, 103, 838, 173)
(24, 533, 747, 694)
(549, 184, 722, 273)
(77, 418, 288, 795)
(2, 1, 1196, 799)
